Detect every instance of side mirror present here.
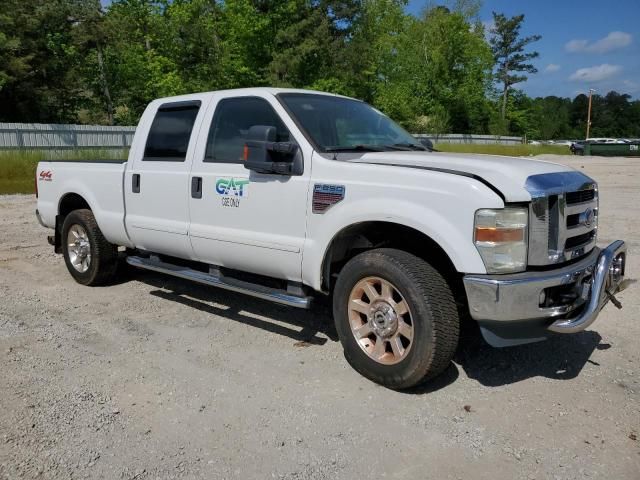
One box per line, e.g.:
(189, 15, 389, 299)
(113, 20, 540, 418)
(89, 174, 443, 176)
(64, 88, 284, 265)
(418, 137, 434, 151)
(244, 125, 298, 175)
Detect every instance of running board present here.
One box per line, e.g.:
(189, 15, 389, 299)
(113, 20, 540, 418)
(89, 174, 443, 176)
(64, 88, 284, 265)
(126, 255, 312, 309)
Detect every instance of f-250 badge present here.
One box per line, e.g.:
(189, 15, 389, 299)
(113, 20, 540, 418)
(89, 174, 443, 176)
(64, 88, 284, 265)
(216, 177, 249, 207)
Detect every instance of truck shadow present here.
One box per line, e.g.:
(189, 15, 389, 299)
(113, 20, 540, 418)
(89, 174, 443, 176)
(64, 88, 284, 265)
(133, 269, 338, 345)
(122, 266, 605, 392)
(454, 328, 605, 387)
(405, 329, 605, 394)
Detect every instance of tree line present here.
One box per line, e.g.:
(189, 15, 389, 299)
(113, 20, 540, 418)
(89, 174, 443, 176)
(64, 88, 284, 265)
(1, 0, 638, 139)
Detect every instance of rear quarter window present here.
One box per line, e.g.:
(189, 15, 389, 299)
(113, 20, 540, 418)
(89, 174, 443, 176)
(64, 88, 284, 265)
(143, 101, 201, 162)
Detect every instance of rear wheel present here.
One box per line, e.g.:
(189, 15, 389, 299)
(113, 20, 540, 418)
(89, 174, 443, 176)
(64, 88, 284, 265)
(333, 248, 459, 389)
(61, 209, 118, 286)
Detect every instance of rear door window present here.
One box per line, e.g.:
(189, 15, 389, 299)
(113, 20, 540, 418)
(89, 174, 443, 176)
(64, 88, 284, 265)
(143, 101, 201, 161)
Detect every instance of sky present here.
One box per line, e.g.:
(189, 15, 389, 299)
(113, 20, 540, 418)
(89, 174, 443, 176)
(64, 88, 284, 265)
(408, 0, 640, 99)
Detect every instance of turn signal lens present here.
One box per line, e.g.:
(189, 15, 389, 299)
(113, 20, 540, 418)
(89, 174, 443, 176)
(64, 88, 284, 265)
(474, 208, 528, 273)
(474, 227, 524, 243)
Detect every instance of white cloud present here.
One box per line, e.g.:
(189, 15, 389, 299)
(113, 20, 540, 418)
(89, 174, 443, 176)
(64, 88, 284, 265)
(569, 64, 622, 82)
(544, 64, 561, 73)
(565, 31, 632, 54)
(565, 39, 589, 52)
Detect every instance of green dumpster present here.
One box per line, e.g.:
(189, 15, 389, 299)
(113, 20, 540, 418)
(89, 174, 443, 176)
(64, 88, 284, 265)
(583, 142, 640, 157)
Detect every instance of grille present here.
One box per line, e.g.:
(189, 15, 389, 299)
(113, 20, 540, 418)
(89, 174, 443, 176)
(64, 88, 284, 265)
(566, 189, 595, 204)
(565, 230, 596, 249)
(527, 179, 598, 266)
(566, 213, 581, 228)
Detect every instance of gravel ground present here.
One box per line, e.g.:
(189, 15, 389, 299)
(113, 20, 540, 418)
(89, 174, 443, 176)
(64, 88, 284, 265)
(0, 155, 638, 480)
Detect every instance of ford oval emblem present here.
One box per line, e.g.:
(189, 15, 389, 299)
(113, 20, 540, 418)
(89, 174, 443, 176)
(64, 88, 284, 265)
(579, 207, 595, 227)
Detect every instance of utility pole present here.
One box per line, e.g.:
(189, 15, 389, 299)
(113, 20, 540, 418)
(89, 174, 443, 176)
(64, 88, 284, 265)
(586, 88, 595, 140)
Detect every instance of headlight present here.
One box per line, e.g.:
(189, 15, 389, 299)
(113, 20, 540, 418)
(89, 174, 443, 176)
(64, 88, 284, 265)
(474, 208, 528, 273)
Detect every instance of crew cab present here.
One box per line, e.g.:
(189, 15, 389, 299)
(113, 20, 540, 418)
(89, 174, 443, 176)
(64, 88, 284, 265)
(35, 88, 627, 389)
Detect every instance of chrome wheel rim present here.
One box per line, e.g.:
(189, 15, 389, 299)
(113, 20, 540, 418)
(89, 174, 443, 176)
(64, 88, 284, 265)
(348, 276, 413, 365)
(67, 225, 91, 273)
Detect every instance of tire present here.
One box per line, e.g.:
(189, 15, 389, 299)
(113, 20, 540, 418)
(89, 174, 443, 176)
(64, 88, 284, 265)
(332, 248, 459, 389)
(61, 209, 118, 286)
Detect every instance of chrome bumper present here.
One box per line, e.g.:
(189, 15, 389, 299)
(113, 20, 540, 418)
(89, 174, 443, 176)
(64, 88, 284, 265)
(463, 240, 627, 334)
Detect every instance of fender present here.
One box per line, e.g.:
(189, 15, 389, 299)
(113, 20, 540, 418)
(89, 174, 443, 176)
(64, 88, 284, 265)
(302, 193, 503, 291)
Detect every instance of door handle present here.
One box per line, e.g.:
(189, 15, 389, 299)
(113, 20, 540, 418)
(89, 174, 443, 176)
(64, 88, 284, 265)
(191, 176, 202, 199)
(132, 173, 140, 193)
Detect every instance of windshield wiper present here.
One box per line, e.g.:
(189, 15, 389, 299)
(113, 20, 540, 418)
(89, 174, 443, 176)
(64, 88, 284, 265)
(324, 144, 389, 152)
(390, 142, 427, 151)
(324, 143, 429, 153)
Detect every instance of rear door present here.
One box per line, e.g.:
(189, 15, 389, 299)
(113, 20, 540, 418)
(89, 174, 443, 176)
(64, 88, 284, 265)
(124, 99, 204, 258)
(187, 93, 311, 281)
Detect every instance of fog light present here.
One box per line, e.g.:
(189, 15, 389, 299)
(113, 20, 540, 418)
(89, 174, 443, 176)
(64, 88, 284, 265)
(539, 290, 546, 306)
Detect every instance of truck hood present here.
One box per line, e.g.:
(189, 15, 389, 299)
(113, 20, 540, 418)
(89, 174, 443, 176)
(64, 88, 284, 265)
(348, 151, 575, 202)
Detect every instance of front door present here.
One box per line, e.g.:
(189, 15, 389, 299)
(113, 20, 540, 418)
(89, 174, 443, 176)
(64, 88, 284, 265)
(188, 94, 310, 281)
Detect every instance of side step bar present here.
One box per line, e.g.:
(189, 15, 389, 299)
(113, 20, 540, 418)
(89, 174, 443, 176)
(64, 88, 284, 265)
(126, 255, 313, 309)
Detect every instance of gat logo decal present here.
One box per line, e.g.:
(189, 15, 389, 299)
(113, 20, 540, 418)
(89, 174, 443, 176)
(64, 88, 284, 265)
(215, 177, 249, 197)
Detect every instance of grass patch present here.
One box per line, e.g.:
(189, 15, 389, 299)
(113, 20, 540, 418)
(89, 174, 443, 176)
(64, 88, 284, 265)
(434, 143, 572, 156)
(0, 149, 128, 195)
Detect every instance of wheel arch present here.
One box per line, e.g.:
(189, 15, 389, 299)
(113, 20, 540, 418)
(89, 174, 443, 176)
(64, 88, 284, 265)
(51, 192, 95, 254)
(320, 221, 461, 293)
(58, 192, 92, 217)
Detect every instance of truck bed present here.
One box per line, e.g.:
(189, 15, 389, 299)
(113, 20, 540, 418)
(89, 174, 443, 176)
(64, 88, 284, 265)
(36, 160, 132, 248)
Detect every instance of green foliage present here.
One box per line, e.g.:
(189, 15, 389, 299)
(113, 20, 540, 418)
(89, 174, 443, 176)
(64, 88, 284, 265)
(0, 150, 42, 195)
(489, 12, 540, 120)
(0, 0, 638, 140)
(408, 105, 451, 135)
(352, 2, 494, 132)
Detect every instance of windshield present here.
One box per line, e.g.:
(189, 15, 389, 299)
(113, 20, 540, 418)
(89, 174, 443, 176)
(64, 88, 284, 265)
(278, 93, 423, 152)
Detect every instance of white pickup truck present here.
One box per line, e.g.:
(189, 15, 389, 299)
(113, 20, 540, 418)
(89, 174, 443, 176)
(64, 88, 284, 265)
(35, 88, 627, 389)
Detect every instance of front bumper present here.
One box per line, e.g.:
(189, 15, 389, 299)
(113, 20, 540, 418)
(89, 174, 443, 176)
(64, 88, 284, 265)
(463, 241, 627, 346)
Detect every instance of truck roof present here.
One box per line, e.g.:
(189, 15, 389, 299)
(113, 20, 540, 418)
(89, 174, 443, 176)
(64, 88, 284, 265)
(149, 87, 351, 105)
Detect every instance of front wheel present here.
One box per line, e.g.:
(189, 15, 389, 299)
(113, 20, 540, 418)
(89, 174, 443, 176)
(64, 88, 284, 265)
(61, 209, 118, 286)
(333, 248, 459, 389)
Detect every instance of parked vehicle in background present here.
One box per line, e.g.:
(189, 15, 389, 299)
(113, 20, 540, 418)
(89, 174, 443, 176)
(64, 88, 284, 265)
(573, 138, 639, 155)
(34, 88, 628, 389)
(528, 140, 541, 145)
(587, 138, 625, 144)
(552, 140, 573, 147)
(570, 140, 587, 155)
